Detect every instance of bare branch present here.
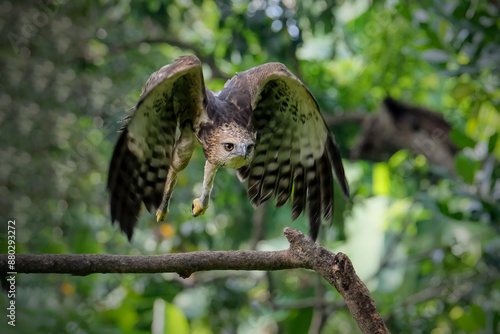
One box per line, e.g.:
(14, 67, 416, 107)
(1, 249, 299, 278)
(0, 228, 389, 334)
(324, 112, 367, 127)
(283, 228, 390, 334)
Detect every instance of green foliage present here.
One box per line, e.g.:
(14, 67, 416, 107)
(1, 0, 499, 333)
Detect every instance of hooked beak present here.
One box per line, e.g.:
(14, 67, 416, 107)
(239, 144, 253, 160)
(242, 143, 254, 160)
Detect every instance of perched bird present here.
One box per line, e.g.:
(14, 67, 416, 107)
(108, 55, 349, 241)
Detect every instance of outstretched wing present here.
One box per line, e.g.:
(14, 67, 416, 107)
(219, 63, 349, 240)
(107, 55, 206, 239)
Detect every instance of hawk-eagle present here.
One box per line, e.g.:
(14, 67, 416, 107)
(108, 55, 349, 240)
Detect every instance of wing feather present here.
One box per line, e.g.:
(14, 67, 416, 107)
(318, 153, 334, 221)
(307, 161, 322, 240)
(219, 62, 349, 240)
(275, 125, 293, 208)
(256, 126, 284, 204)
(291, 165, 306, 221)
(325, 132, 349, 198)
(107, 55, 206, 239)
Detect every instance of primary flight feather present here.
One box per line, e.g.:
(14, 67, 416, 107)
(108, 55, 349, 240)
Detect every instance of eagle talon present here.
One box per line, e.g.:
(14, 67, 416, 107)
(191, 198, 208, 217)
(156, 209, 169, 222)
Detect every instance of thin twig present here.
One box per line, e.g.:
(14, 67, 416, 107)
(250, 204, 266, 250)
(308, 277, 328, 334)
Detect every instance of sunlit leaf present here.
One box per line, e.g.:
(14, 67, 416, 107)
(373, 163, 391, 195)
(164, 303, 189, 334)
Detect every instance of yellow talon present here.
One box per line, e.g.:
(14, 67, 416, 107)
(191, 198, 207, 217)
(156, 209, 169, 222)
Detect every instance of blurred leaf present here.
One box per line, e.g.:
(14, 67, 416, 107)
(388, 150, 409, 168)
(283, 308, 313, 333)
(488, 132, 498, 154)
(455, 153, 480, 185)
(451, 83, 475, 102)
(373, 163, 390, 195)
(450, 129, 476, 148)
(455, 305, 486, 332)
(165, 302, 189, 334)
(104, 302, 140, 331)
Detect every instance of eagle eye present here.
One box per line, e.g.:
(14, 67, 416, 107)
(224, 143, 234, 151)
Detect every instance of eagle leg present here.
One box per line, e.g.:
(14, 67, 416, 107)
(191, 160, 218, 217)
(157, 123, 197, 221)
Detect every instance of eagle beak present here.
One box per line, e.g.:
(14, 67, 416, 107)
(244, 145, 248, 160)
(243, 143, 254, 160)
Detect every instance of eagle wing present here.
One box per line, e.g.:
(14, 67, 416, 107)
(219, 63, 349, 240)
(107, 55, 206, 239)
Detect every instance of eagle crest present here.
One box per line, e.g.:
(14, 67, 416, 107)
(108, 55, 349, 240)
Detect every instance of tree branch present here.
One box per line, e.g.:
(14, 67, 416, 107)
(0, 228, 389, 334)
(324, 112, 367, 127)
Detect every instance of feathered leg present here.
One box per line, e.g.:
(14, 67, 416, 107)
(156, 124, 196, 221)
(191, 160, 219, 217)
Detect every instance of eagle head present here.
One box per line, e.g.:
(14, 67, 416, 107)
(202, 122, 255, 169)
